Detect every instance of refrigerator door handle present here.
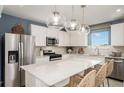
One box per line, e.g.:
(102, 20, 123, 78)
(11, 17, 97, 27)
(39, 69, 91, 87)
(18, 42, 21, 71)
(21, 42, 24, 66)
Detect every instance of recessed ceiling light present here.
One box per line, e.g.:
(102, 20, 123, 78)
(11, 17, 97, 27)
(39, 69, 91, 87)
(116, 9, 122, 12)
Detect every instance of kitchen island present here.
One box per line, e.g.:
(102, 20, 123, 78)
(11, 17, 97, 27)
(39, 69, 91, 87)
(21, 55, 105, 87)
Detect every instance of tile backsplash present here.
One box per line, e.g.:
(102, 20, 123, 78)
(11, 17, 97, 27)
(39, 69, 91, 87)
(35, 46, 124, 57)
(74, 46, 124, 56)
(35, 46, 67, 56)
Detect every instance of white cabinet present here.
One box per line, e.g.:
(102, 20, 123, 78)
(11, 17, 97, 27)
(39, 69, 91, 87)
(69, 31, 87, 46)
(58, 31, 65, 46)
(58, 31, 70, 46)
(30, 24, 87, 47)
(64, 32, 70, 46)
(46, 28, 58, 38)
(30, 24, 47, 46)
(111, 23, 124, 46)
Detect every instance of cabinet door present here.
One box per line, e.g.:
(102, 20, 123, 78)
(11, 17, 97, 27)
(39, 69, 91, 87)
(70, 31, 87, 46)
(31, 24, 46, 46)
(46, 28, 58, 38)
(111, 23, 124, 46)
(64, 32, 70, 46)
(70, 31, 78, 46)
(58, 31, 70, 46)
(58, 31, 64, 46)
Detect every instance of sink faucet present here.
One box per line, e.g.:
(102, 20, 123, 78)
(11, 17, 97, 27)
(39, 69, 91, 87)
(95, 47, 100, 56)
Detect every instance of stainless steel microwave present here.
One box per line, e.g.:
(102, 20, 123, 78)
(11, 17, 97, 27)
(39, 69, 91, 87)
(46, 37, 59, 46)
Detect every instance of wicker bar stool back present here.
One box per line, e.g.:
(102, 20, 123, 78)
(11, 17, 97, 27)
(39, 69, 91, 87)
(95, 63, 107, 87)
(77, 70, 96, 87)
(106, 59, 114, 86)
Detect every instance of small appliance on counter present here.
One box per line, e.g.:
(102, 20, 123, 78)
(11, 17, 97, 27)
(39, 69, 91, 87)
(78, 47, 84, 54)
(43, 50, 62, 61)
(66, 47, 73, 54)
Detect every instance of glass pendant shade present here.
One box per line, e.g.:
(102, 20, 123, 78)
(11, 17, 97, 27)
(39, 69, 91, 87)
(80, 24, 90, 34)
(80, 5, 90, 34)
(66, 5, 79, 31)
(47, 11, 66, 29)
(66, 19, 79, 31)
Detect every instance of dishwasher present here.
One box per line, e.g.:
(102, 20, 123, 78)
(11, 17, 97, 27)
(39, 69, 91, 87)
(105, 58, 124, 81)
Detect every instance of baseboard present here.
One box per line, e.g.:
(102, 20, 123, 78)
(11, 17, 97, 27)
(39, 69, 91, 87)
(108, 77, 123, 82)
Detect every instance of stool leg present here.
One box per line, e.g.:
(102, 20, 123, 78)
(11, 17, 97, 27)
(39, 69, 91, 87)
(107, 78, 110, 87)
(102, 82, 104, 87)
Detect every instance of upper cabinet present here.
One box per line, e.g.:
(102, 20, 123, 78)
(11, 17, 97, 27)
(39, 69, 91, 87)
(111, 23, 124, 46)
(58, 31, 70, 46)
(46, 28, 58, 38)
(30, 24, 87, 47)
(30, 24, 47, 46)
(69, 31, 88, 46)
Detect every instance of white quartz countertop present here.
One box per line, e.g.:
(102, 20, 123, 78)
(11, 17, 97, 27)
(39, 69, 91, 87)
(21, 55, 104, 86)
(105, 56, 124, 60)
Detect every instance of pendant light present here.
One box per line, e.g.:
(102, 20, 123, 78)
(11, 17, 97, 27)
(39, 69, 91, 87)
(46, 6, 66, 30)
(80, 5, 90, 34)
(0, 5, 3, 18)
(66, 6, 79, 31)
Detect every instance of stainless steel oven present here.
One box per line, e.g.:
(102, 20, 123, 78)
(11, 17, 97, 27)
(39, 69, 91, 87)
(46, 37, 59, 46)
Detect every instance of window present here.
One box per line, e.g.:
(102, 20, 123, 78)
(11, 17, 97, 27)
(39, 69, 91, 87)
(88, 28, 111, 46)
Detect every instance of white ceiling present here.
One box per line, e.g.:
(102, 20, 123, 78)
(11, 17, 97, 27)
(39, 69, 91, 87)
(2, 5, 124, 25)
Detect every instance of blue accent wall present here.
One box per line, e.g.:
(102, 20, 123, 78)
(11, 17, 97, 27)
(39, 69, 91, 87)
(0, 13, 46, 82)
(0, 14, 46, 35)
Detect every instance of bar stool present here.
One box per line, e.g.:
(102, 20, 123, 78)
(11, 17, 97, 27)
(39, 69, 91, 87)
(95, 63, 107, 87)
(93, 59, 114, 87)
(77, 70, 96, 87)
(106, 59, 114, 87)
(67, 70, 96, 87)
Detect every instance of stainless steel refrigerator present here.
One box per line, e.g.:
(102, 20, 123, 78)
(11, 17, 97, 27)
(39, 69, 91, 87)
(3, 33, 35, 87)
